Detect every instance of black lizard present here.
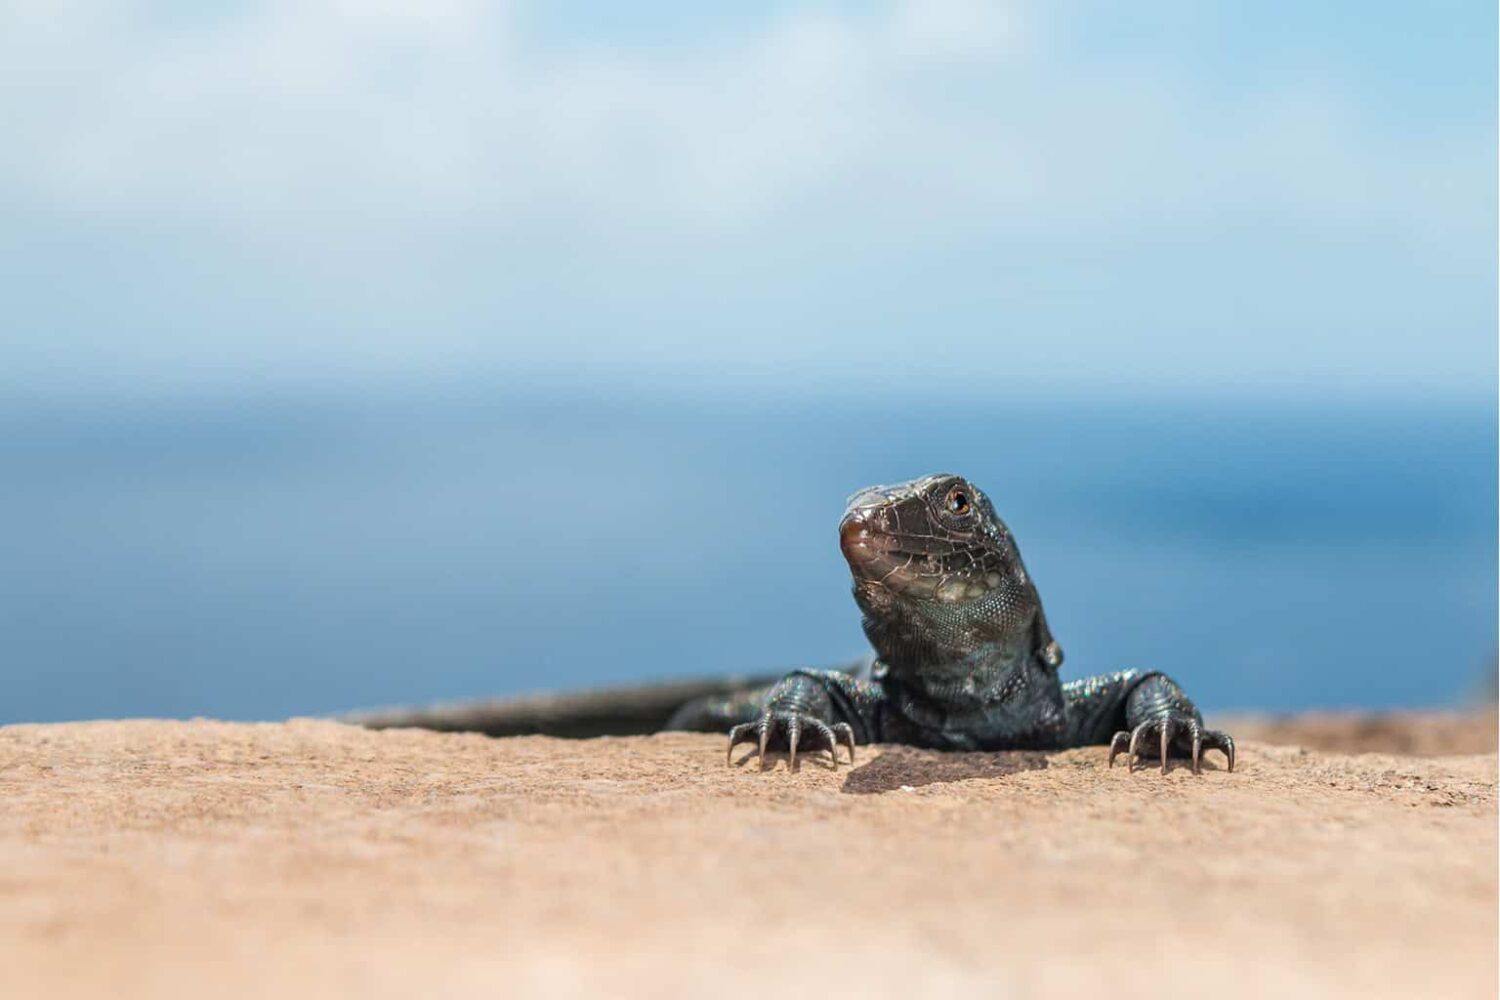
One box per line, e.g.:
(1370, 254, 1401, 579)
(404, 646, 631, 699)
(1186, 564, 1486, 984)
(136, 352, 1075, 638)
(665, 473, 1233, 774)
(351, 473, 1233, 774)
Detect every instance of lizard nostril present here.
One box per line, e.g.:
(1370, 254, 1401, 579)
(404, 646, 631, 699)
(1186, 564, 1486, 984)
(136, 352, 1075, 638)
(839, 515, 871, 555)
(840, 510, 897, 578)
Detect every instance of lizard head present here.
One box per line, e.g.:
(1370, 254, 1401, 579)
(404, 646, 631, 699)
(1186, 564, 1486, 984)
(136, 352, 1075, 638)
(839, 473, 1061, 674)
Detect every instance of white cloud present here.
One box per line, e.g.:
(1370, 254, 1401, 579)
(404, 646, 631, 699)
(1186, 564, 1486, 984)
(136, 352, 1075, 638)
(0, 1, 1491, 400)
(0, 0, 1477, 237)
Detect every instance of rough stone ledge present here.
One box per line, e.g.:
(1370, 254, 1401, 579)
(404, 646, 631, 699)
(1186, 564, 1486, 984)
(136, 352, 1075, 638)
(0, 717, 1494, 999)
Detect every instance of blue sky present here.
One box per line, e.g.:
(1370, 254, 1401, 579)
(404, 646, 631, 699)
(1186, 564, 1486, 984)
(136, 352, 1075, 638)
(0, 3, 1493, 721)
(1, 0, 1494, 403)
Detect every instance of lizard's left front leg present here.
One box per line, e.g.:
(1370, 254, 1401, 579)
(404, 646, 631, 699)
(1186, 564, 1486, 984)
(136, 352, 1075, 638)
(1064, 670, 1234, 774)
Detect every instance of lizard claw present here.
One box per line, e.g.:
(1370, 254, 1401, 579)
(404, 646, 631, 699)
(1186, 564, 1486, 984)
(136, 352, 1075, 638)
(727, 722, 757, 764)
(832, 722, 856, 764)
(1107, 731, 1130, 768)
(1108, 715, 1235, 775)
(1158, 716, 1177, 774)
(725, 709, 856, 770)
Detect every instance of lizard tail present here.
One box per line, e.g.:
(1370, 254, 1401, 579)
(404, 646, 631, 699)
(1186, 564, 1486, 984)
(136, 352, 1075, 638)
(339, 674, 782, 739)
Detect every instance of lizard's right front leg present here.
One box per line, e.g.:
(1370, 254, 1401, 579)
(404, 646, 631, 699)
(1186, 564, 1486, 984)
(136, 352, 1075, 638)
(726, 670, 869, 770)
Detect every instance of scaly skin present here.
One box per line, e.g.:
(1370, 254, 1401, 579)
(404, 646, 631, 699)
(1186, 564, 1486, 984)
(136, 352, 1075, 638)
(672, 473, 1234, 774)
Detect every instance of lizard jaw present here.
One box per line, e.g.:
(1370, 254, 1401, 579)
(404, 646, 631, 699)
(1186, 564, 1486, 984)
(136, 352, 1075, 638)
(839, 510, 905, 582)
(839, 510, 951, 599)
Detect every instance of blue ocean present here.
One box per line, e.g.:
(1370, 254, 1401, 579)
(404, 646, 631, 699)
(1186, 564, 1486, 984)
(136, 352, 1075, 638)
(1, 388, 1493, 723)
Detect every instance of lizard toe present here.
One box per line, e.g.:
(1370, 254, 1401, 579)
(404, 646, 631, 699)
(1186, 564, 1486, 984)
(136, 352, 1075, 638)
(1106, 730, 1131, 768)
(1111, 715, 1234, 776)
(832, 722, 857, 765)
(726, 723, 757, 766)
(727, 708, 850, 772)
(1199, 730, 1235, 772)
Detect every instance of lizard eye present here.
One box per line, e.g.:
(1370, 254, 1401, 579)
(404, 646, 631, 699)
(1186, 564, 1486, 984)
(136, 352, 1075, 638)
(945, 486, 971, 515)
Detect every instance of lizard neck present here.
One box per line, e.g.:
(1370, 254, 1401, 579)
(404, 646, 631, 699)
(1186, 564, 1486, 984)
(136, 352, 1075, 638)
(855, 580, 1043, 704)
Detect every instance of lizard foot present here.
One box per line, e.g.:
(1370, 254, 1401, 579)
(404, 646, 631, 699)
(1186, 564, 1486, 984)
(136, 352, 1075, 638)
(727, 711, 856, 771)
(1107, 714, 1234, 775)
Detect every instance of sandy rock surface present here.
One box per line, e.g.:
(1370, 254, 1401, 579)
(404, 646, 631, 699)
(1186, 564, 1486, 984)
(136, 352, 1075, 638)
(0, 718, 1494, 999)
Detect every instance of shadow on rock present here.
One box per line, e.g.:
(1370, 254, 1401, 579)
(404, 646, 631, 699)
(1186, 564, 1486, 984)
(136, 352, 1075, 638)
(728, 749, 841, 771)
(841, 747, 1048, 794)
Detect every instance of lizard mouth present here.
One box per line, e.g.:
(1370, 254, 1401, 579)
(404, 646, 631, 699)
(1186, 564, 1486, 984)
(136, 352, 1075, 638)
(840, 513, 925, 585)
(839, 512, 889, 573)
(840, 510, 998, 602)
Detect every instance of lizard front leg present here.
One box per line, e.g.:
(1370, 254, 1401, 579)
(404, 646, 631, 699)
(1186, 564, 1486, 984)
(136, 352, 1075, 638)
(726, 670, 879, 770)
(1064, 670, 1234, 774)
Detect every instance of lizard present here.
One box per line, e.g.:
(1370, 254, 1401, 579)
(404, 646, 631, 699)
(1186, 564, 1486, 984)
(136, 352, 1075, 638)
(350, 473, 1233, 774)
(668, 473, 1233, 773)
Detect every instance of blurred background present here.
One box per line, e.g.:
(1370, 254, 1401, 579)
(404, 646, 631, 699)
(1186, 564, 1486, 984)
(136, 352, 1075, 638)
(0, 1, 1494, 724)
